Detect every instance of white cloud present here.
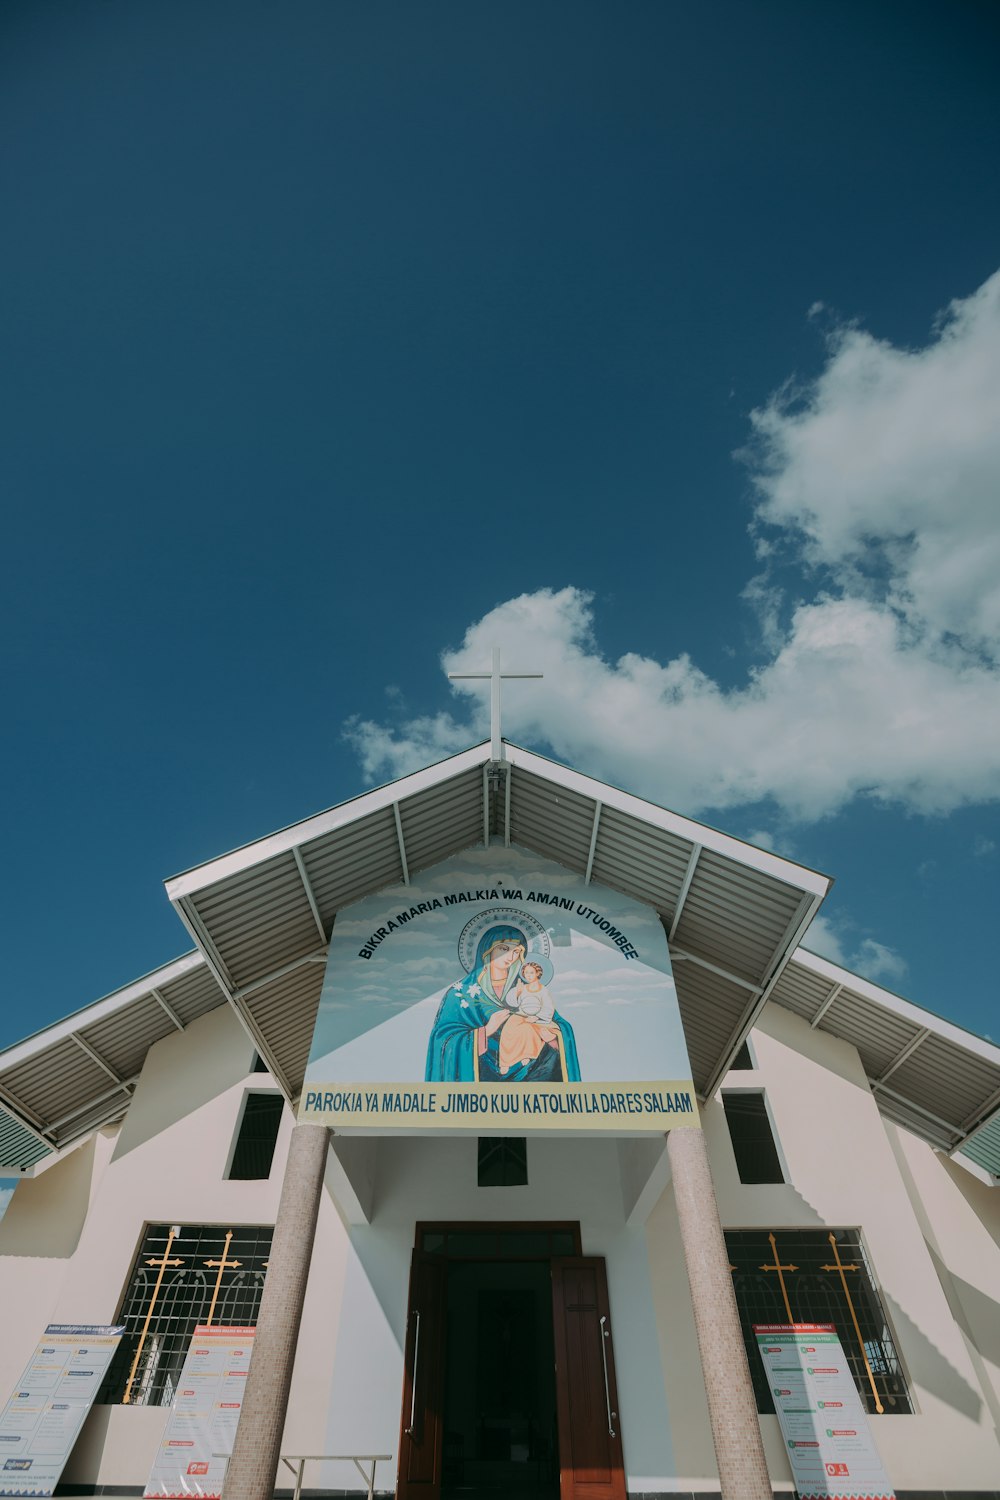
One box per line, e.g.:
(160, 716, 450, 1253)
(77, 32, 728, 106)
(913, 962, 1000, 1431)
(853, 938, 908, 986)
(346, 269, 1000, 824)
(749, 270, 1000, 656)
(803, 918, 907, 987)
(746, 828, 778, 852)
(803, 915, 847, 967)
(346, 586, 1000, 820)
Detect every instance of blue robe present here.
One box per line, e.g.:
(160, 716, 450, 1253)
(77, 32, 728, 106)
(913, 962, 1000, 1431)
(425, 924, 581, 1083)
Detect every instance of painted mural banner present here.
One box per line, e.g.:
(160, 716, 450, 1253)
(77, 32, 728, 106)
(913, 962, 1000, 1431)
(144, 1326, 255, 1500)
(754, 1324, 895, 1500)
(300, 846, 698, 1131)
(0, 1325, 125, 1498)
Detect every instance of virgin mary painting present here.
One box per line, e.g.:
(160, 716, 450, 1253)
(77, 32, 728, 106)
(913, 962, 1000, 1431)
(425, 924, 581, 1083)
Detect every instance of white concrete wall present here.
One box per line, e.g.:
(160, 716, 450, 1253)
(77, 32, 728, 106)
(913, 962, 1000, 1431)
(4, 994, 1000, 1495)
(0, 1132, 111, 1415)
(645, 1002, 1000, 1492)
(0, 1006, 343, 1491)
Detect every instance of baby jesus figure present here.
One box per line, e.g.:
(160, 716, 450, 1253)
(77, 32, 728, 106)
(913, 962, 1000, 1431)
(498, 960, 560, 1076)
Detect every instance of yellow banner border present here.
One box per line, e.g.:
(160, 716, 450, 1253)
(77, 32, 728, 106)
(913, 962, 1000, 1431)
(298, 1079, 700, 1130)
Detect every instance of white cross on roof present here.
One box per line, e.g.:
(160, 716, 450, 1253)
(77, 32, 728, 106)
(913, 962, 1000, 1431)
(448, 646, 543, 760)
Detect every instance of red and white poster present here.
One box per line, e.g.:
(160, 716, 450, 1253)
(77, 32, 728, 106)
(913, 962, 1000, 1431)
(144, 1326, 255, 1499)
(754, 1323, 895, 1500)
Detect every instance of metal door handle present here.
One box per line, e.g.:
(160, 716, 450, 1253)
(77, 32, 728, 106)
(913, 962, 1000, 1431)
(405, 1311, 421, 1435)
(599, 1315, 616, 1437)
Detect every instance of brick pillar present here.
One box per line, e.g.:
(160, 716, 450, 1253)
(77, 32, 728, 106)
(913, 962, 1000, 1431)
(223, 1121, 329, 1500)
(666, 1127, 772, 1500)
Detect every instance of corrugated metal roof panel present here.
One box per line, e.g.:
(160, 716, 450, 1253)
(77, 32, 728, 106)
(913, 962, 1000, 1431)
(961, 1113, 1000, 1177)
(673, 960, 753, 1095)
(509, 768, 595, 874)
(80, 996, 177, 1079)
(0, 955, 220, 1156)
(158, 963, 226, 1026)
(241, 962, 324, 1098)
(675, 850, 802, 983)
(876, 1092, 959, 1151)
(301, 810, 403, 918)
(589, 807, 691, 912)
(889, 1035, 1000, 1130)
(49, 1095, 131, 1144)
(192, 854, 321, 988)
(770, 961, 836, 1021)
(0, 1109, 49, 1171)
(399, 779, 484, 873)
(2, 1038, 112, 1122)
(818, 990, 917, 1076)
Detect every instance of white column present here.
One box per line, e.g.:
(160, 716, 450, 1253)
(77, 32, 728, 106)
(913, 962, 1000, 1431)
(667, 1127, 772, 1500)
(223, 1121, 329, 1500)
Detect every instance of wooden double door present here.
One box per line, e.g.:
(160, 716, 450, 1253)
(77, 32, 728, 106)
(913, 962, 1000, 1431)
(397, 1229, 626, 1500)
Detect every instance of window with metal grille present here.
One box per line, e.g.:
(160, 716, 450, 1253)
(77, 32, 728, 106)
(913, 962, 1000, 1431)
(228, 1092, 283, 1179)
(477, 1137, 528, 1186)
(726, 1228, 912, 1415)
(98, 1223, 272, 1407)
(722, 1091, 784, 1183)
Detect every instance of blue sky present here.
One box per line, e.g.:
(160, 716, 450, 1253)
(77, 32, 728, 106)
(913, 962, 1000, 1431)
(2, 0, 998, 1050)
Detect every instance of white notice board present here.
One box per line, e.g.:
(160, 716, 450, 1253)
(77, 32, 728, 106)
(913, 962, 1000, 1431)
(0, 1324, 124, 1498)
(144, 1326, 255, 1499)
(754, 1323, 895, 1500)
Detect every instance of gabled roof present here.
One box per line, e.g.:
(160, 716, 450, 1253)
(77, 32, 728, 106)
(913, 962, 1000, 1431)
(0, 952, 224, 1169)
(771, 948, 1000, 1169)
(2, 739, 998, 1180)
(163, 741, 831, 1103)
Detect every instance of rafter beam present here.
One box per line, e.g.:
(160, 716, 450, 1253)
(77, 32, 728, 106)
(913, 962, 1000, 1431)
(72, 1033, 124, 1088)
(670, 947, 763, 994)
(584, 802, 602, 885)
(181, 900, 238, 993)
(871, 1079, 964, 1144)
(0, 1082, 57, 1147)
(293, 846, 329, 939)
(878, 1027, 930, 1085)
(174, 896, 292, 1095)
(811, 982, 843, 1028)
(232, 948, 327, 1001)
(482, 765, 490, 847)
(504, 766, 512, 848)
(392, 802, 410, 885)
(151, 988, 185, 1031)
(48, 1074, 140, 1134)
(669, 844, 701, 940)
(959, 1084, 1000, 1137)
(701, 889, 822, 1101)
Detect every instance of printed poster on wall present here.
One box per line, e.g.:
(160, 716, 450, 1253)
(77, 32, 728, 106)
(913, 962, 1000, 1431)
(144, 1326, 255, 1499)
(300, 845, 698, 1131)
(754, 1324, 895, 1500)
(0, 1324, 124, 1498)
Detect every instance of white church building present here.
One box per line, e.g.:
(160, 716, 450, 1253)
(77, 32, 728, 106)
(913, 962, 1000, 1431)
(2, 740, 999, 1500)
